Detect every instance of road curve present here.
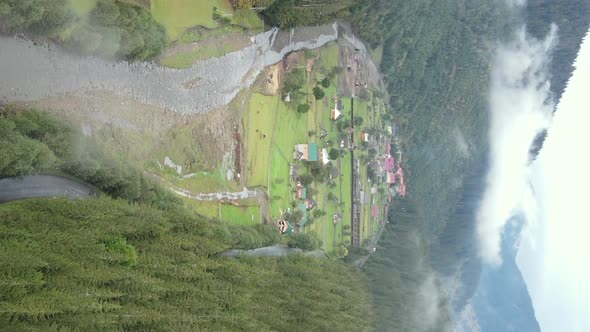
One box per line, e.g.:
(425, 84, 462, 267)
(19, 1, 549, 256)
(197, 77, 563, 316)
(0, 175, 96, 204)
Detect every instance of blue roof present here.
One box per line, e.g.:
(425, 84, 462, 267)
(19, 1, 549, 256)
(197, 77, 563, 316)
(308, 144, 319, 161)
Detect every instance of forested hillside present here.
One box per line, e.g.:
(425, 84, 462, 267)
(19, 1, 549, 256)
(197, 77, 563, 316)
(525, 0, 590, 104)
(364, 200, 452, 332)
(351, 0, 511, 236)
(0, 0, 166, 60)
(0, 198, 373, 330)
(0, 108, 374, 330)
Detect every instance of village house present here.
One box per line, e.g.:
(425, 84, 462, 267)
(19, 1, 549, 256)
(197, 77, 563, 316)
(360, 132, 371, 142)
(293, 143, 319, 161)
(331, 98, 345, 120)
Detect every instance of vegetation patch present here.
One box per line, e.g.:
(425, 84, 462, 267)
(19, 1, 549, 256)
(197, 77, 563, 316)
(0, 198, 374, 330)
(151, 0, 232, 39)
(244, 93, 278, 187)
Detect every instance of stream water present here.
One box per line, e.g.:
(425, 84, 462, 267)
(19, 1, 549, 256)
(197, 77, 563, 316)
(0, 23, 338, 113)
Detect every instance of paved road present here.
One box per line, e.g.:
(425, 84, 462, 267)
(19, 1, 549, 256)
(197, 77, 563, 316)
(0, 175, 96, 204)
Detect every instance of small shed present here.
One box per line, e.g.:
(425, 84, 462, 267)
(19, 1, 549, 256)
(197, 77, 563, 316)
(332, 212, 342, 225)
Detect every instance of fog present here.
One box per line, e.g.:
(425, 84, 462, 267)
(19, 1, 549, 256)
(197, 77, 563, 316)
(476, 25, 556, 265)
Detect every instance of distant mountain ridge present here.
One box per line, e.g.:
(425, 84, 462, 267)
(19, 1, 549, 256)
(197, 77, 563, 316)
(525, 0, 590, 105)
(525, 0, 590, 161)
(468, 217, 541, 332)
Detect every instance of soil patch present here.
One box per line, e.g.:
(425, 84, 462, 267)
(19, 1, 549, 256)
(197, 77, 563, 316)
(260, 64, 281, 96)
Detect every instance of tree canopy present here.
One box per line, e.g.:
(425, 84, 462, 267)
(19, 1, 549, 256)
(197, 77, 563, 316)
(0, 198, 374, 330)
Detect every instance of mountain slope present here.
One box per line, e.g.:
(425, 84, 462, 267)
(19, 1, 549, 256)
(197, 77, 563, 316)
(468, 219, 540, 332)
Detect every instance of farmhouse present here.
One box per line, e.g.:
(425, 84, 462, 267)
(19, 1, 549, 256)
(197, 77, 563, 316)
(360, 132, 371, 142)
(383, 156, 395, 172)
(331, 108, 343, 121)
(331, 98, 345, 120)
(293, 143, 319, 161)
(386, 172, 396, 184)
(278, 219, 293, 235)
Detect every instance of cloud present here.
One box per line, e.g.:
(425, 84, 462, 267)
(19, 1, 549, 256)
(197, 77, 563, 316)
(476, 25, 556, 265)
(454, 128, 470, 158)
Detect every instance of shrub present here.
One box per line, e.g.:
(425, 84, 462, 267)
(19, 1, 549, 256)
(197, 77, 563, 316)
(313, 86, 325, 100)
(287, 232, 321, 250)
(298, 103, 311, 113)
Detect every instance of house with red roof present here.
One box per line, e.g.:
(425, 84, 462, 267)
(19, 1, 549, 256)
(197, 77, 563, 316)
(383, 156, 395, 172)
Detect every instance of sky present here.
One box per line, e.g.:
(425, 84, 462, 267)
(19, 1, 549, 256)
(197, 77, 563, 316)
(517, 29, 590, 332)
(473, 1, 590, 329)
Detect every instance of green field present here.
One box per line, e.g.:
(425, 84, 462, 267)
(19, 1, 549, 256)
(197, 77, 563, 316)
(151, 0, 263, 40)
(181, 199, 260, 225)
(269, 101, 308, 216)
(220, 204, 261, 225)
(245, 93, 278, 187)
(151, 0, 231, 39)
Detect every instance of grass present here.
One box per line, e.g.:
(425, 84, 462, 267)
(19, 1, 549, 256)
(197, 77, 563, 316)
(220, 205, 261, 225)
(151, 0, 231, 40)
(182, 199, 220, 219)
(268, 102, 308, 217)
(245, 93, 278, 187)
(182, 199, 260, 225)
(231, 9, 264, 30)
(318, 43, 339, 69)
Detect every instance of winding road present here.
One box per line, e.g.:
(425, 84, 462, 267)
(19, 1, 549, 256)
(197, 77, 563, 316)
(0, 175, 96, 204)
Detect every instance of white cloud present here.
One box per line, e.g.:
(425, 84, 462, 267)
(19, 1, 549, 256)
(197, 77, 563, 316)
(476, 26, 556, 265)
(518, 29, 590, 332)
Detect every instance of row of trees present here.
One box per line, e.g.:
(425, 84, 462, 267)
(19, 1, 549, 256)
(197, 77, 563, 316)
(0, 0, 166, 60)
(261, 0, 353, 28)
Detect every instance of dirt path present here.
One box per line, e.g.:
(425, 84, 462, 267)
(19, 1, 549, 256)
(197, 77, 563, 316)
(145, 171, 271, 223)
(0, 175, 96, 204)
(171, 186, 263, 201)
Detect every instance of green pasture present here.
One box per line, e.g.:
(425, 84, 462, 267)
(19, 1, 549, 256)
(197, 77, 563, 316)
(245, 93, 278, 187)
(151, 0, 230, 39)
(269, 101, 308, 217)
(220, 204, 261, 225)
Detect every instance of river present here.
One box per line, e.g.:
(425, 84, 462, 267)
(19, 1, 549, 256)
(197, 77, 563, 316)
(0, 23, 338, 114)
